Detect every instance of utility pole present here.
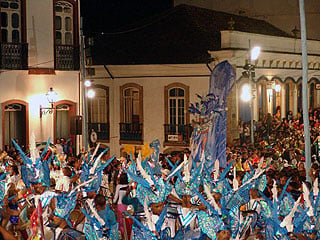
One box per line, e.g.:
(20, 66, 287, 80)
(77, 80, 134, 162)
(248, 46, 255, 146)
(299, 0, 311, 182)
(246, 39, 255, 145)
(243, 39, 260, 145)
(80, 17, 88, 151)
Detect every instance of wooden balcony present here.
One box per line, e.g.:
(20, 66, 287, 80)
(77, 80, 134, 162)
(55, 44, 80, 70)
(119, 122, 143, 144)
(88, 122, 109, 141)
(164, 124, 192, 146)
(0, 42, 28, 70)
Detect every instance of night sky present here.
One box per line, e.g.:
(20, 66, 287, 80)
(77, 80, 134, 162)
(80, 0, 173, 36)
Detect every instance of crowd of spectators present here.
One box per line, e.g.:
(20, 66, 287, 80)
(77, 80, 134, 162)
(0, 108, 320, 239)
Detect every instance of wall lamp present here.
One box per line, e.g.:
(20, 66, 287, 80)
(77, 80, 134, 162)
(40, 87, 58, 118)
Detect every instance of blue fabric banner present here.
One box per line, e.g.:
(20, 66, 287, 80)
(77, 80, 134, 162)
(207, 61, 236, 169)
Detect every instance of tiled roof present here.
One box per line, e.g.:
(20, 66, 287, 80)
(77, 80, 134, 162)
(89, 4, 292, 65)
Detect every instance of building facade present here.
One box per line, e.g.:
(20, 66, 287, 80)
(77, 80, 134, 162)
(212, 30, 320, 141)
(0, 0, 80, 150)
(85, 4, 320, 156)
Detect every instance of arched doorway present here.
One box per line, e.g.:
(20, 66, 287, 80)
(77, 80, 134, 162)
(309, 78, 320, 109)
(285, 83, 290, 116)
(297, 83, 302, 113)
(2, 100, 28, 149)
(53, 100, 76, 151)
(310, 82, 315, 109)
(284, 77, 295, 117)
(271, 78, 282, 116)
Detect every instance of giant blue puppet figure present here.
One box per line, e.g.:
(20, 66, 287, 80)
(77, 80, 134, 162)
(190, 61, 235, 169)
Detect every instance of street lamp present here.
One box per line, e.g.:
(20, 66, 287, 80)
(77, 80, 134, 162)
(275, 84, 281, 93)
(251, 46, 261, 61)
(87, 89, 95, 98)
(84, 80, 92, 87)
(84, 82, 96, 150)
(243, 42, 261, 145)
(40, 87, 58, 117)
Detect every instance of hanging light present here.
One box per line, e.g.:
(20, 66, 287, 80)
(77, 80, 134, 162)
(46, 87, 58, 105)
(40, 87, 58, 117)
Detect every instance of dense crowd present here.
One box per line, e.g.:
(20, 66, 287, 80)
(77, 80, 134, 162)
(0, 109, 320, 239)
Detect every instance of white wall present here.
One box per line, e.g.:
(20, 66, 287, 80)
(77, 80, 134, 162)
(27, 0, 54, 68)
(0, 0, 80, 149)
(91, 64, 212, 156)
(0, 71, 79, 146)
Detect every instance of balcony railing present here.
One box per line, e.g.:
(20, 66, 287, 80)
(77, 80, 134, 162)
(164, 124, 192, 145)
(119, 123, 143, 142)
(55, 44, 80, 70)
(0, 42, 28, 70)
(88, 122, 109, 141)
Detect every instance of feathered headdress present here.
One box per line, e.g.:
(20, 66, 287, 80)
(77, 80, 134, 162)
(124, 205, 170, 240)
(81, 200, 119, 240)
(80, 144, 115, 193)
(12, 133, 52, 188)
(53, 191, 78, 225)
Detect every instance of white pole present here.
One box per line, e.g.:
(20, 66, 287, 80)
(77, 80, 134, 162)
(80, 17, 88, 151)
(248, 40, 254, 145)
(299, 0, 311, 182)
(250, 75, 254, 145)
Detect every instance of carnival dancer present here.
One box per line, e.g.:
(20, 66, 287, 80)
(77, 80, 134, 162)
(113, 172, 128, 238)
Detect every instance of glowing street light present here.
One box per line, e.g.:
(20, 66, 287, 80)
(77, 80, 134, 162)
(242, 41, 261, 145)
(46, 87, 58, 105)
(251, 46, 261, 61)
(240, 84, 252, 102)
(87, 89, 95, 98)
(275, 84, 281, 93)
(40, 87, 58, 117)
(84, 80, 92, 87)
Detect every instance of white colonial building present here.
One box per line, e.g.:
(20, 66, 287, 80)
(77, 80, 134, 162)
(0, 0, 81, 151)
(84, 4, 320, 156)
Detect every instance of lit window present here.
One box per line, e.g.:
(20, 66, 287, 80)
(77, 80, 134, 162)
(164, 83, 190, 144)
(123, 88, 140, 123)
(88, 86, 110, 141)
(120, 83, 143, 142)
(168, 88, 185, 126)
(3, 102, 27, 148)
